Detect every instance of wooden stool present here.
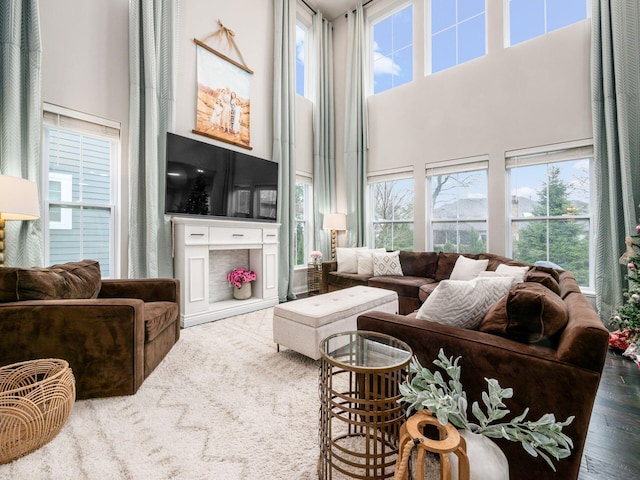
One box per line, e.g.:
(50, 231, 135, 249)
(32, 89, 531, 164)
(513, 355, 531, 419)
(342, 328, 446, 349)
(394, 410, 470, 480)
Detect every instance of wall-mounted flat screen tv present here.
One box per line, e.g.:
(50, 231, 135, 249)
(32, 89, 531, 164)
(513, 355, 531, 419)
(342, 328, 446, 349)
(165, 133, 278, 222)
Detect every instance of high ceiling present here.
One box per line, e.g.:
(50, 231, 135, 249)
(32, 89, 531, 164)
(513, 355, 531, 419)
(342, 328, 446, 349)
(306, 0, 357, 21)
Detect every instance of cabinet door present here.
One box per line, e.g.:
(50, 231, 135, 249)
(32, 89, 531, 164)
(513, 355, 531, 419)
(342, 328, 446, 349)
(262, 244, 278, 299)
(184, 245, 209, 315)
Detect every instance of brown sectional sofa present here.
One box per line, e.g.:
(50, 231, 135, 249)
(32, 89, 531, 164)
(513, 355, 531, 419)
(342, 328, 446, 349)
(321, 251, 526, 314)
(329, 251, 610, 479)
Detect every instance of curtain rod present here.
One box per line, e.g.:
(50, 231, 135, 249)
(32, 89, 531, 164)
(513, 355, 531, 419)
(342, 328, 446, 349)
(345, 0, 374, 17)
(301, 0, 316, 14)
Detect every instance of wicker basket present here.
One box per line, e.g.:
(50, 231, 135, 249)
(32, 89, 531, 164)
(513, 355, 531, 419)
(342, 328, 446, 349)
(0, 359, 76, 464)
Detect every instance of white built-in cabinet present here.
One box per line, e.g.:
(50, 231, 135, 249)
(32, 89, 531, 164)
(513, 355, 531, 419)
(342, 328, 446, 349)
(172, 217, 280, 328)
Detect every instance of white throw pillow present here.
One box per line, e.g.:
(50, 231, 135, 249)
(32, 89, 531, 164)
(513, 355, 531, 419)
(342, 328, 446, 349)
(336, 248, 361, 273)
(356, 248, 386, 275)
(449, 256, 489, 281)
(415, 276, 513, 329)
(495, 264, 530, 283)
(372, 251, 404, 276)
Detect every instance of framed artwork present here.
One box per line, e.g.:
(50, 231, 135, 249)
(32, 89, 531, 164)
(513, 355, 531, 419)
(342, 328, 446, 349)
(193, 39, 253, 150)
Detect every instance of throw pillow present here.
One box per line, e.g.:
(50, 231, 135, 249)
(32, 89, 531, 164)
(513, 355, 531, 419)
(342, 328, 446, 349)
(449, 256, 489, 281)
(479, 282, 568, 344)
(15, 259, 102, 301)
(372, 251, 404, 276)
(356, 248, 386, 275)
(495, 264, 530, 283)
(524, 270, 561, 296)
(336, 247, 362, 274)
(415, 276, 514, 329)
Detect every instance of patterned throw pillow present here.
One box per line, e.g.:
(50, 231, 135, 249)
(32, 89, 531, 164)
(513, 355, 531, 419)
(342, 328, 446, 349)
(415, 276, 514, 329)
(356, 248, 386, 275)
(372, 251, 404, 276)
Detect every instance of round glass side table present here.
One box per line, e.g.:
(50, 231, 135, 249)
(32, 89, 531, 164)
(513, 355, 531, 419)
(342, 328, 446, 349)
(318, 331, 413, 480)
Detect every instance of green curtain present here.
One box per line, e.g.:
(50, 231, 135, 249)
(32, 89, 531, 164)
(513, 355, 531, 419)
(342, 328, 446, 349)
(273, 0, 297, 302)
(128, 0, 178, 278)
(313, 13, 336, 260)
(0, 0, 43, 267)
(592, 0, 640, 324)
(344, 2, 368, 247)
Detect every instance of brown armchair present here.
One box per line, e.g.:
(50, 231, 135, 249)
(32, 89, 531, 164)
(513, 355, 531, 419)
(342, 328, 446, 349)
(0, 260, 180, 399)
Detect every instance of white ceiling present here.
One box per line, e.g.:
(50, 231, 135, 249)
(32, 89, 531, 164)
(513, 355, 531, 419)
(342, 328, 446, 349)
(306, 0, 357, 21)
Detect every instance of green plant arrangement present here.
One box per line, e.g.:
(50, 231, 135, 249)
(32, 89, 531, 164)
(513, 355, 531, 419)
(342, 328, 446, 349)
(398, 349, 575, 471)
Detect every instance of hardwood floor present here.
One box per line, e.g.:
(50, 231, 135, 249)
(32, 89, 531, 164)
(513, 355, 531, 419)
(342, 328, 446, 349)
(579, 350, 640, 479)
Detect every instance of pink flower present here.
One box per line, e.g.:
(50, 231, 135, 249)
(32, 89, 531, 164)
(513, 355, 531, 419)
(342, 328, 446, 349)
(227, 268, 257, 288)
(629, 262, 637, 270)
(636, 225, 640, 232)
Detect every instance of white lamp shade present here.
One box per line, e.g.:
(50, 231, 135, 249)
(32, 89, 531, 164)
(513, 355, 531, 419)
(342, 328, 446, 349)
(0, 175, 40, 220)
(323, 213, 346, 231)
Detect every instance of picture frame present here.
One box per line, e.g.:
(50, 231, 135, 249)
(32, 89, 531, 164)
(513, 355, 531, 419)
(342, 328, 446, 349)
(193, 39, 253, 150)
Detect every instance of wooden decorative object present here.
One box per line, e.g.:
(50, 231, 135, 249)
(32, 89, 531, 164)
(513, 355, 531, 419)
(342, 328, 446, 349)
(0, 359, 76, 464)
(394, 410, 470, 480)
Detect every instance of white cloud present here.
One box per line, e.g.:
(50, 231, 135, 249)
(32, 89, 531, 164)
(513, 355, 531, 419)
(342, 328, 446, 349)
(372, 41, 400, 76)
(512, 186, 537, 199)
(573, 159, 590, 173)
(296, 25, 305, 64)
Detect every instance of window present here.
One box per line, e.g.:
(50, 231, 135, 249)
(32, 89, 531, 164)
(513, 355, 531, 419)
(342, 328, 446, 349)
(508, 0, 588, 46)
(427, 159, 488, 253)
(43, 106, 119, 278)
(507, 144, 593, 288)
(430, 0, 486, 74)
(295, 21, 308, 97)
(369, 176, 414, 250)
(372, 3, 413, 94)
(294, 177, 312, 267)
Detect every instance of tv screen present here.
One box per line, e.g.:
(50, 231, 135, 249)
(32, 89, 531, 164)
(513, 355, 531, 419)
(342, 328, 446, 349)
(165, 133, 278, 222)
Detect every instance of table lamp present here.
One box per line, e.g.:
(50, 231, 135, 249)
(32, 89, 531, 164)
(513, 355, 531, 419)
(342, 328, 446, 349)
(0, 175, 40, 267)
(322, 213, 346, 261)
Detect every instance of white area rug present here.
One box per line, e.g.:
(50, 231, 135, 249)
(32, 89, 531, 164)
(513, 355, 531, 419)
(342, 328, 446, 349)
(1, 309, 321, 480)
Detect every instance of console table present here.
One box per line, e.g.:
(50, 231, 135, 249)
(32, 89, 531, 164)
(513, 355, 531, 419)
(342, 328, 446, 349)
(172, 217, 280, 328)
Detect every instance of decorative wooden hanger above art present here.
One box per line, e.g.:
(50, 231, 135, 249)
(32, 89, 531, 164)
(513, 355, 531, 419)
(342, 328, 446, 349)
(193, 20, 254, 150)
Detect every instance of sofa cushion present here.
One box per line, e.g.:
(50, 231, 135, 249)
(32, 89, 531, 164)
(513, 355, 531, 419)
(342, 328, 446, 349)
(145, 301, 179, 343)
(479, 282, 569, 343)
(529, 265, 561, 283)
(558, 271, 582, 299)
(373, 251, 404, 276)
(524, 270, 561, 296)
(327, 271, 371, 289)
(368, 276, 433, 299)
(418, 281, 439, 302)
(2, 260, 102, 301)
(415, 276, 514, 329)
(434, 252, 461, 281)
(477, 253, 527, 271)
(399, 251, 438, 278)
(450, 256, 489, 280)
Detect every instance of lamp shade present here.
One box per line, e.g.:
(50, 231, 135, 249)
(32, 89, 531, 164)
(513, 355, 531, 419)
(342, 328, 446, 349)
(0, 175, 40, 220)
(322, 213, 346, 231)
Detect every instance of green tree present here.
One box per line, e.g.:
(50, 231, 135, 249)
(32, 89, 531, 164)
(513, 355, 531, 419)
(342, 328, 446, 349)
(513, 166, 589, 284)
(372, 180, 414, 250)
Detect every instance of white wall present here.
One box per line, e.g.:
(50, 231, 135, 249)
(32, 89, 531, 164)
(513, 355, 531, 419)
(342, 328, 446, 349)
(332, 0, 593, 255)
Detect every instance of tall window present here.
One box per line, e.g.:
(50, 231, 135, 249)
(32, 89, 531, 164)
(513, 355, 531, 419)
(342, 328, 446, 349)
(507, 144, 593, 288)
(369, 176, 414, 250)
(430, 0, 486, 74)
(295, 21, 308, 97)
(43, 106, 119, 278)
(427, 159, 488, 253)
(508, 0, 588, 46)
(371, 3, 413, 94)
(294, 177, 312, 267)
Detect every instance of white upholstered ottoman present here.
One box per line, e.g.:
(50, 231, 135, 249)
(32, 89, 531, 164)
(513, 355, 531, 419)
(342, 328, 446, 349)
(273, 286, 399, 360)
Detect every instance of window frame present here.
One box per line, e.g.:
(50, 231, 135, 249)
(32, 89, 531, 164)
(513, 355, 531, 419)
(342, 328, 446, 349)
(42, 103, 120, 278)
(427, 0, 487, 75)
(505, 0, 590, 47)
(368, 169, 415, 251)
(294, 174, 313, 268)
(369, 0, 414, 96)
(506, 141, 594, 291)
(426, 156, 489, 253)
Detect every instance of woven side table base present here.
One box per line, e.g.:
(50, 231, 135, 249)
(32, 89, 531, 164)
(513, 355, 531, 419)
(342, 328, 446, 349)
(0, 359, 76, 464)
